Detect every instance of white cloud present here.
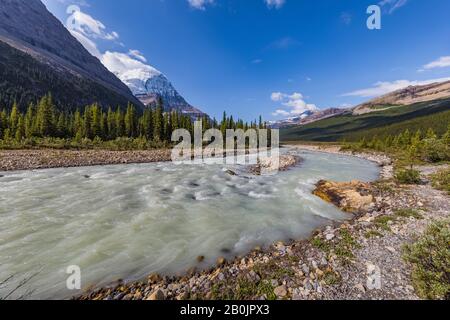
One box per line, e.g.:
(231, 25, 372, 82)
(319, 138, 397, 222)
(66, 5, 119, 41)
(421, 56, 450, 70)
(343, 77, 450, 98)
(272, 109, 290, 117)
(187, 0, 214, 10)
(128, 49, 147, 63)
(271, 92, 318, 117)
(265, 0, 286, 9)
(378, 0, 408, 14)
(186, 0, 287, 11)
(271, 92, 285, 102)
(251, 59, 263, 64)
(69, 29, 101, 59)
(101, 52, 161, 95)
(64, 5, 160, 95)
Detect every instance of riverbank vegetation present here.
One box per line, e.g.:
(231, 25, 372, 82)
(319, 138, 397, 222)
(280, 98, 450, 142)
(0, 94, 267, 150)
(341, 125, 450, 184)
(403, 220, 450, 300)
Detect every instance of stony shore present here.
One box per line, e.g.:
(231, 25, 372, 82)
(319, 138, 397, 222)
(75, 145, 450, 300)
(0, 149, 172, 172)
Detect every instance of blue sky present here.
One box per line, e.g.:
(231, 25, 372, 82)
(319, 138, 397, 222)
(42, 0, 450, 121)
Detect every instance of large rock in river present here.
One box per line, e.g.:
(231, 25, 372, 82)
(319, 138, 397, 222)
(313, 180, 374, 213)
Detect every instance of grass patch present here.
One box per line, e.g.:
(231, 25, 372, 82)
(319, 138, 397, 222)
(365, 230, 384, 239)
(431, 168, 450, 195)
(312, 229, 360, 260)
(311, 237, 331, 252)
(323, 271, 342, 285)
(374, 215, 397, 231)
(253, 260, 295, 280)
(395, 208, 424, 220)
(403, 220, 450, 300)
(211, 277, 276, 300)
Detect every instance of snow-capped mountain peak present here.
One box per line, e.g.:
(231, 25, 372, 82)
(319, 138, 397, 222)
(102, 50, 207, 119)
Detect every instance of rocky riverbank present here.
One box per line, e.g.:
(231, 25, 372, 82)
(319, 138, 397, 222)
(75, 145, 449, 300)
(0, 149, 172, 171)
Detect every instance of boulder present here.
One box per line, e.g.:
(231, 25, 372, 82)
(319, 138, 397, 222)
(250, 155, 302, 175)
(313, 180, 374, 213)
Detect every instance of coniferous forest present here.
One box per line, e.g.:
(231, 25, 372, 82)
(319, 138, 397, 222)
(0, 94, 267, 150)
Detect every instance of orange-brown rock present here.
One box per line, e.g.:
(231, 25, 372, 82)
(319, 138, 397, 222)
(313, 180, 374, 213)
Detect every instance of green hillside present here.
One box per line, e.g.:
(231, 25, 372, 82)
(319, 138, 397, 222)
(281, 98, 450, 142)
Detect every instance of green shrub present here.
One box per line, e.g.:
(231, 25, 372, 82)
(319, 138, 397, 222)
(395, 169, 421, 184)
(403, 220, 450, 300)
(422, 139, 450, 163)
(431, 168, 450, 195)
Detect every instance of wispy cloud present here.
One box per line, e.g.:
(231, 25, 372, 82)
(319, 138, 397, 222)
(271, 92, 318, 117)
(420, 56, 450, 71)
(268, 37, 301, 50)
(55, 0, 90, 7)
(66, 5, 119, 41)
(342, 77, 450, 98)
(187, 0, 286, 11)
(378, 0, 408, 14)
(265, 0, 286, 9)
(65, 5, 159, 89)
(251, 59, 263, 64)
(187, 0, 214, 11)
(128, 49, 147, 63)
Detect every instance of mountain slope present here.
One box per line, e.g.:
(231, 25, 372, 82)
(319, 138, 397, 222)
(269, 108, 346, 129)
(281, 97, 450, 142)
(352, 80, 450, 115)
(0, 0, 142, 110)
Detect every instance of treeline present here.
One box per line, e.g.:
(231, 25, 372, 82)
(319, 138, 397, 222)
(343, 126, 450, 163)
(341, 108, 450, 143)
(0, 94, 267, 149)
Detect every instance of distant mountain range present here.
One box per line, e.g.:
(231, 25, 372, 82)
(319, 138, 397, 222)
(269, 108, 346, 129)
(0, 0, 143, 110)
(273, 80, 450, 131)
(280, 80, 450, 142)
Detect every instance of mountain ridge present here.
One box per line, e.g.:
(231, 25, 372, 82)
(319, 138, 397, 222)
(352, 80, 450, 115)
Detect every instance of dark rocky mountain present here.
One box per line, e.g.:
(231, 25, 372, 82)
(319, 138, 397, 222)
(0, 0, 143, 110)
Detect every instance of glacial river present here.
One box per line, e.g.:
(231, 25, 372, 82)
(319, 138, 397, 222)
(0, 149, 379, 299)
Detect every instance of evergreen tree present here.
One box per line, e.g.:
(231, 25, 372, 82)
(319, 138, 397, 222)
(125, 103, 137, 137)
(153, 99, 164, 141)
(115, 107, 124, 138)
(9, 101, 19, 135)
(426, 128, 437, 140)
(24, 103, 35, 138)
(36, 94, 55, 137)
(107, 107, 116, 139)
(15, 114, 25, 141)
